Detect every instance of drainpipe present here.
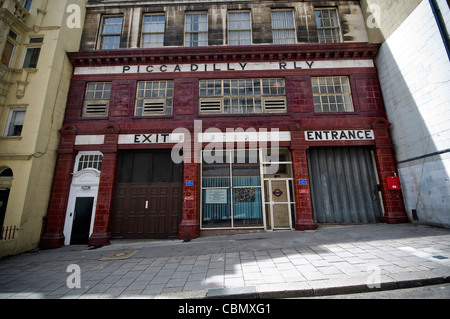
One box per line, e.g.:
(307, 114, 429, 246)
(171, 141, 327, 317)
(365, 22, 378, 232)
(429, 0, 450, 60)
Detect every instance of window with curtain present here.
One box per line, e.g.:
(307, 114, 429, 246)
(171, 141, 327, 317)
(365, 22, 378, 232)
(228, 12, 252, 45)
(271, 10, 296, 44)
(202, 150, 263, 228)
(185, 13, 208, 47)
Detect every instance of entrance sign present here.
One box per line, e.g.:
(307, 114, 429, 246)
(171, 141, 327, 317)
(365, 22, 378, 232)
(305, 130, 375, 141)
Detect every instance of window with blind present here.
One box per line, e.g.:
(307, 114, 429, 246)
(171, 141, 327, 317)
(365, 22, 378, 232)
(271, 10, 296, 44)
(228, 12, 252, 45)
(202, 150, 263, 228)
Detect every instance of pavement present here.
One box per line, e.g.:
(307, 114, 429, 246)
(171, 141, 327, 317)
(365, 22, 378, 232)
(0, 223, 450, 299)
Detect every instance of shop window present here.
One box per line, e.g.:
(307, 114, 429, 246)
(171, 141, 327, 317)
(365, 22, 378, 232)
(83, 82, 111, 117)
(22, 37, 43, 69)
(5, 109, 26, 137)
(100, 16, 123, 50)
(185, 13, 208, 47)
(199, 78, 286, 114)
(142, 14, 165, 48)
(228, 12, 252, 45)
(271, 10, 296, 44)
(201, 150, 263, 228)
(135, 81, 173, 116)
(312, 76, 354, 112)
(315, 8, 342, 43)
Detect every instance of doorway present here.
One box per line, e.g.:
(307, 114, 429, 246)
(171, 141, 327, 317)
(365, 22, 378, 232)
(308, 147, 383, 224)
(70, 197, 94, 244)
(262, 148, 295, 230)
(111, 150, 183, 239)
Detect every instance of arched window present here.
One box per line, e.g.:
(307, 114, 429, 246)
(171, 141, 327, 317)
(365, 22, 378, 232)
(75, 152, 103, 172)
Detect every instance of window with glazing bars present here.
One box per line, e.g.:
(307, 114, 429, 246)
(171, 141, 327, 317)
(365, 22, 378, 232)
(77, 154, 103, 172)
(185, 13, 208, 47)
(83, 82, 111, 117)
(199, 79, 286, 114)
(312, 76, 354, 112)
(135, 81, 173, 116)
(315, 8, 342, 43)
(228, 12, 252, 45)
(100, 16, 123, 49)
(142, 14, 165, 48)
(271, 10, 296, 44)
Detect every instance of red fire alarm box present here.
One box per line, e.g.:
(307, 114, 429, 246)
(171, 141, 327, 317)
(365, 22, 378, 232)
(386, 176, 401, 190)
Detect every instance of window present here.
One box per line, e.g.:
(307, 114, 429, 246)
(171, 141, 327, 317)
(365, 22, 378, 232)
(5, 109, 26, 137)
(142, 14, 165, 48)
(77, 153, 103, 172)
(1, 41, 15, 67)
(83, 82, 111, 117)
(22, 37, 43, 68)
(135, 81, 173, 116)
(228, 12, 251, 45)
(315, 8, 342, 43)
(271, 10, 296, 44)
(100, 16, 123, 49)
(312, 76, 354, 112)
(22, 0, 32, 11)
(202, 150, 263, 228)
(199, 78, 287, 114)
(185, 13, 208, 47)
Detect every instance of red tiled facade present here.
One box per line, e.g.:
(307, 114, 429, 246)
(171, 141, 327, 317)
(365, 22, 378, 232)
(40, 1, 408, 249)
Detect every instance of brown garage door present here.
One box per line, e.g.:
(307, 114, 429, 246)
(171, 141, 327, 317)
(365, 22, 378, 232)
(111, 151, 183, 239)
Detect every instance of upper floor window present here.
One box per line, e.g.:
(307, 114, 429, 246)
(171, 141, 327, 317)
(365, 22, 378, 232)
(83, 82, 112, 117)
(135, 81, 174, 116)
(315, 8, 342, 43)
(1, 31, 18, 67)
(199, 78, 286, 114)
(22, 0, 32, 11)
(100, 16, 123, 50)
(76, 152, 103, 172)
(5, 109, 26, 137)
(228, 12, 252, 45)
(271, 10, 296, 44)
(22, 37, 43, 69)
(185, 13, 208, 47)
(312, 76, 353, 112)
(142, 14, 165, 48)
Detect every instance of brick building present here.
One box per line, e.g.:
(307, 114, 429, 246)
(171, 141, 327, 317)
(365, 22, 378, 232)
(40, 0, 408, 249)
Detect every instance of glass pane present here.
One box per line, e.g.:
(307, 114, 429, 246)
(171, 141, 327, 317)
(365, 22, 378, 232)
(202, 188, 231, 227)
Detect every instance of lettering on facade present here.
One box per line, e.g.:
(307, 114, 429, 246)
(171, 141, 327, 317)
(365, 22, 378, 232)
(305, 130, 375, 141)
(118, 133, 184, 144)
(74, 60, 375, 75)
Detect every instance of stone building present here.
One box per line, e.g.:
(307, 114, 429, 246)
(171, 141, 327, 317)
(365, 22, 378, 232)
(40, 0, 408, 249)
(0, 0, 86, 257)
(362, 0, 450, 228)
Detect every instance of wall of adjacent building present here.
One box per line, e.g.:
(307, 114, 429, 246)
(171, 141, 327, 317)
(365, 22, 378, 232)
(0, 0, 87, 258)
(362, 0, 450, 227)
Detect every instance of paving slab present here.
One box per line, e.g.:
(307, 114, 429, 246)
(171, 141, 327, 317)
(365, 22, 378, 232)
(0, 224, 450, 299)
